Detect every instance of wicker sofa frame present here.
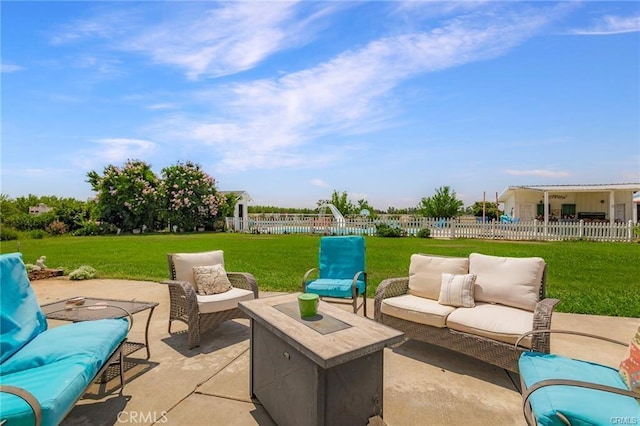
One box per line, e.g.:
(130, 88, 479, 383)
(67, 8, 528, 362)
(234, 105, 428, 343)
(374, 267, 559, 373)
(163, 254, 259, 349)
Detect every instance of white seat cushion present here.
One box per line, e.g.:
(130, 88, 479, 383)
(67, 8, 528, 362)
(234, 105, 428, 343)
(196, 288, 254, 314)
(381, 294, 456, 328)
(445, 303, 534, 347)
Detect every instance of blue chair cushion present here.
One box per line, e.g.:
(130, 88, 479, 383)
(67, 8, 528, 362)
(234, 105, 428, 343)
(306, 279, 365, 299)
(318, 236, 365, 280)
(0, 356, 98, 426)
(2, 318, 128, 376)
(0, 253, 48, 364)
(519, 352, 640, 426)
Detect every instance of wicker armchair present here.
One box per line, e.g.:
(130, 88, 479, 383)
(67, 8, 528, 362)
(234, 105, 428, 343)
(162, 250, 258, 349)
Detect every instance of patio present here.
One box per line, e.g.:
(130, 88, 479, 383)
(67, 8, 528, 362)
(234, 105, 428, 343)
(32, 277, 638, 426)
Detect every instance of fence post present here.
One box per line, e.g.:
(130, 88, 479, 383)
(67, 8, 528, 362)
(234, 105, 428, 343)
(579, 220, 584, 239)
(628, 220, 634, 242)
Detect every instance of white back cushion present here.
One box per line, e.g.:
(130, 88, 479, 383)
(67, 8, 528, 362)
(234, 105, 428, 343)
(469, 253, 545, 311)
(172, 250, 225, 289)
(408, 254, 469, 300)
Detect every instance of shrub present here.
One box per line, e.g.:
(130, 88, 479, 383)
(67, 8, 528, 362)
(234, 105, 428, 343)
(46, 220, 68, 235)
(69, 265, 97, 280)
(0, 226, 19, 241)
(417, 228, 431, 238)
(375, 223, 404, 238)
(30, 230, 45, 239)
(73, 220, 102, 236)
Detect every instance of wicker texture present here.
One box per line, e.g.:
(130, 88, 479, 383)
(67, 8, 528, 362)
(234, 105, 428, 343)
(374, 273, 559, 373)
(163, 254, 258, 349)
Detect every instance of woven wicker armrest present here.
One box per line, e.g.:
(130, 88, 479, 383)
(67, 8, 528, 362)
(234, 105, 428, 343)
(161, 278, 198, 308)
(374, 277, 409, 322)
(528, 298, 560, 352)
(227, 272, 259, 298)
(1, 385, 42, 426)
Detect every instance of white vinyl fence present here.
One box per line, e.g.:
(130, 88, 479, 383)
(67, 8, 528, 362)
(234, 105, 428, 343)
(226, 216, 638, 242)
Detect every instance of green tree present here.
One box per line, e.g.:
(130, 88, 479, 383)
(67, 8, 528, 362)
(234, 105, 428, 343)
(356, 199, 378, 219)
(417, 186, 464, 218)
(87, 160, 161, 232)
(160, 161, 225, 231)
(469, 201, 500, 221)
(317, 190, 356, 216)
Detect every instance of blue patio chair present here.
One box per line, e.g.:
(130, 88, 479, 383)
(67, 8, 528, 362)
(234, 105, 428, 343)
(302, 236, 367, 316)
(516, 329, 640, 426)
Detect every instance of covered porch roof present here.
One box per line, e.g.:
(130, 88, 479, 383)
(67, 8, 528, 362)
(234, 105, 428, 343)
(499, 183, 640, 201)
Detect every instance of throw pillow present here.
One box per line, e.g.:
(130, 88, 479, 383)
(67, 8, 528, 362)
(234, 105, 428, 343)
(438, 273, 477, 308)
(619, 326, 640, 393)
(193, 265, 232, 295)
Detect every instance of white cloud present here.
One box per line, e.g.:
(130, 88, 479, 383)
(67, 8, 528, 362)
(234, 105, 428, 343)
(147, 103, 178, 110)
(163, 6, 559, 171)
(1, 63, 23, 73)
(72, 138, 156, 170)
(55, 2, 342, 80)
(505, 169, 571, 178)
(571, 15, 640, 35)
(312, 179, 329, 188)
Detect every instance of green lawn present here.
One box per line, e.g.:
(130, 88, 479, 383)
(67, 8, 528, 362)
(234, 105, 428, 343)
(3, 233, 639, 317)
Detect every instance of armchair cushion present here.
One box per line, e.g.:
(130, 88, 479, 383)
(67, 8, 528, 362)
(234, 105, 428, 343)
(446, 303, 534, 347)
(196, 287, 255, 314)
(408, 254, 468, 300)
(469, 253, 545, 311)
(193, 264, 232, 295)
(438, 273, 476, 308)
(305, 279, 365, 299)
(519, 352, 640, 426)
(172, 250, 224, 289)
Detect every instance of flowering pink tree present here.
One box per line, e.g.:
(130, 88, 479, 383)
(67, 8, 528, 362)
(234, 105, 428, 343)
(160, 161, 226, 231)
(87, 160, 160, 232)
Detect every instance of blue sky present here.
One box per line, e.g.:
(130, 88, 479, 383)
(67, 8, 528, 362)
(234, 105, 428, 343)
(2, 1, 639, 210)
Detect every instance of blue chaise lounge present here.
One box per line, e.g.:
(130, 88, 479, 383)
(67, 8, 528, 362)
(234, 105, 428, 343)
(0, 253, 131, 426)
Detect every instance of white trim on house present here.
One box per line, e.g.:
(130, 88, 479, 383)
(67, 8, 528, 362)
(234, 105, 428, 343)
(498, 183, 640, 225)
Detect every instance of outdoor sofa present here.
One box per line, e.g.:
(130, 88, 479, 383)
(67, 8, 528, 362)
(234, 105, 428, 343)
(374, 252, 559, 372)
(0, 253, 131, 426)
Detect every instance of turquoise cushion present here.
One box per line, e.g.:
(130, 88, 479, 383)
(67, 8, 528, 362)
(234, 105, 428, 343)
(1, 319, 128, 376)
(0, 253, 47, 364)
(318, 236, 365, 280)
(519, 352, 640, 426)
(306, 279, 365, 299)
(0, 356, 97, 426)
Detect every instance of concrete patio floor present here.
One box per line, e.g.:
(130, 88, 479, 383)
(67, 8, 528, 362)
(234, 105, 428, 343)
(31, 277, 639, 426)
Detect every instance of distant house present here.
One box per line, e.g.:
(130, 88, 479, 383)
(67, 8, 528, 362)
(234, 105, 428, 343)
(220, 191, 251, 231)
(498, 183, 640, 224)
(28, 203, 53, 215)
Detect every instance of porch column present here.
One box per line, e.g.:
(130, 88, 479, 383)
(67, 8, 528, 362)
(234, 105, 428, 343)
(543, 191, 549, 236)
(609, 191, 615, 224)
